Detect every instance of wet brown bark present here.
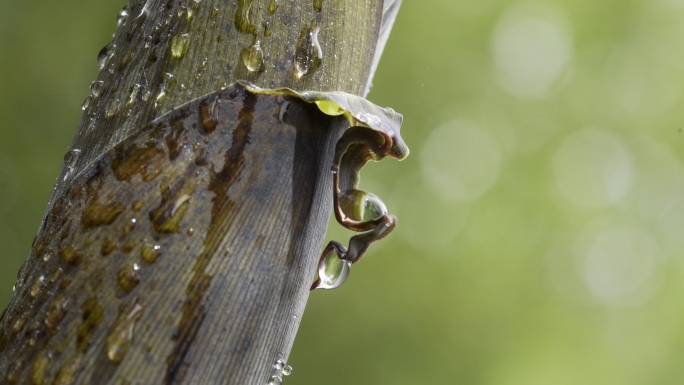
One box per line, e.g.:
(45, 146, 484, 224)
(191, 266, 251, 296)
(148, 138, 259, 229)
(0, 0, 400, 384)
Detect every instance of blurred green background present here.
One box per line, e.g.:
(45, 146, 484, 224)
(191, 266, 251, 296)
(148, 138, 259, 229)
(2, 0, 684, 384)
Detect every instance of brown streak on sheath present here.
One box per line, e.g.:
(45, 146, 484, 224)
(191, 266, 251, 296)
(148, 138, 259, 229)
(164, 90, 258, 385)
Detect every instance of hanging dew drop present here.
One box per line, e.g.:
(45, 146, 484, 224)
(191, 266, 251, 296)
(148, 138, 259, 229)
(282, 366, 292, 376)
(316, 252, 351, 290)
(338, 189, 388, 222)
(240, 40, 264, 72)
(267, 376, 282, 385)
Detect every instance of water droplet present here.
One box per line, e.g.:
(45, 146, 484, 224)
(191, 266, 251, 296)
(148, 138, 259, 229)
(97, 44, 112, 70)
(338, 189, 388, 222)
(267, 376, 282, 385)
(43, 250, 53, 262)
(282, 365, 292, 376)
(314, 251, 351, 290)
(211, 7, 219, 17)
(81, 95, 92, 110)
(235, 0, 256, 34)
(141, 244, 161, 264)
(268, 0, 277, 14)
(105, 99, 121, 119)
(313, 0, 323, 12)
(187, 227, 195, 236)
(149, 186, 193, 233)
(142, 90, 151, 102)
(118, 263, 140, 293)
(278, 101, 290, 122)
(116, 6, 130, 26)
(45, 294, 70, 331)
(199, 96, 220, 134)
(294, 20, 322, 78)
(124, 218, 137, 234)
(128, 84, 143, 105)
(63, 149, 81, 181)
(59, 245, 84, 266)
(12, 314, 27, 333)
(50, 268, 63, 283)
(30, 276, 45, 298)
(171, 33, 191, 58)
(274, 359, 285, 371)
(106, 300, 144, 363)
(264, 21, 272, 37)
(53, 353, 82, 385)
(90, 80, 104, 97)
(100, 236, 118, 256)
(31, 350, 51, 385)
(6, 357, 22, 383)
(241, 40, 264, 72)
(123, 240, 136, 253)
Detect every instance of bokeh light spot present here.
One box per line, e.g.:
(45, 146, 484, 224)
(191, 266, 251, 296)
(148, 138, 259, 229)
(553, 127, 632, 208)
(492, 3, 573, 98)
(582, 225, 659, 306)
(421, 119, 501, 202)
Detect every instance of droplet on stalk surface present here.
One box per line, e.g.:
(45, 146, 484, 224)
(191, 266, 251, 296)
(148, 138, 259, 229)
(294, 20, 322, 78)
(97, 44, 111, 70)
(90, 81, 104, 97)
(116, 6, 130, 26)
(171, 33, 191, 58)
(106, 301, 144, 364)
(313, 0, 323, 12)
(241, 40, 264, 72)
(81, 95, 92, 110)
(63, 149, 81, 181)
(105, 99, 121, 119)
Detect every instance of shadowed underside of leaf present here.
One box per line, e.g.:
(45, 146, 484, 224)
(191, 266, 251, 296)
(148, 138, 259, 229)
(0, 84, 346, 384)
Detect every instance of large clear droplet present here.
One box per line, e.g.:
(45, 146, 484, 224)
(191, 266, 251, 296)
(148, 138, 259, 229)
(294, 20, 322, 78)
(63, 149, 81, 181)
(81, 95, 92, 111)
(240, 40, 264, 72)
(90, 81, 104, 97)
(316, 252, 351, 290)
(116, 6, 130, 27)
(338, 189, 388, 222)
(171, 33, 191, 58)
(97, 43, 114, 70)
